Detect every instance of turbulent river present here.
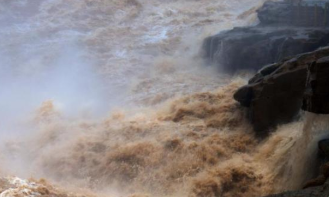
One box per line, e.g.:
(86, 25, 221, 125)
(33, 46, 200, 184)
(0, 0, 328, 196)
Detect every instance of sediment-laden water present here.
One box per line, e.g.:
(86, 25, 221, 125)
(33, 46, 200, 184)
(1, 0, 328, 196)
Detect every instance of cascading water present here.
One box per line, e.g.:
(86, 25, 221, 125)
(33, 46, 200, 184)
(1, 0, 328, 197)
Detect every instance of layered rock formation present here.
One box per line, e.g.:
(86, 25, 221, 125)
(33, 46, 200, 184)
(203, 26, 329, 72)
(203, 0, 329, 196)
(227, 1, 329, 195)
(234, 47, 329, 135)
(203, 0, 329, 73)
(233, 46, 329, 134)
(204, 0, 329, 134)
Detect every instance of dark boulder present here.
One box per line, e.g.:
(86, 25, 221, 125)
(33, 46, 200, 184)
(234, 47, 329, 135)
(203, 26, 329, 73)
(302, 56, 329, 114)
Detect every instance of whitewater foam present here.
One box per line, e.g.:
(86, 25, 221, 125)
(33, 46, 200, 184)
(2, 0, 324, 197)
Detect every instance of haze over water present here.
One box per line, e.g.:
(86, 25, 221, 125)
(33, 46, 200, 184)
(1, 0, 328, 197)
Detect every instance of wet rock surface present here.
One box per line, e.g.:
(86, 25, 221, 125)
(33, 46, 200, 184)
(203, 0, 329, 73)
(203, 0, 329, 196)
(302, 56, 329, 114)
(203, 26, 329, 72)
(234, 47, 329, 135)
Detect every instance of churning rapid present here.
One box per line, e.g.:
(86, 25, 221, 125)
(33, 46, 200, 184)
(0, 0, 328, 196)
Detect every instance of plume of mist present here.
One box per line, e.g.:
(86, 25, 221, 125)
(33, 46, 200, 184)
(1, 0, 325, 197)
(0, 42, 126, 140)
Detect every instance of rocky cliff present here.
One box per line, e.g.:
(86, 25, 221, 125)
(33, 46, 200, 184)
(204, 0, 329, 133)
(203, 0, 329, 73)
(234, 47, 329, 135)
(204, 0, 329, 195)
(203, 27, 329, 72)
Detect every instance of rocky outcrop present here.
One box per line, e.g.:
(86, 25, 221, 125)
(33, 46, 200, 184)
(214, 0, 329, 196)
(234, 47, 329, 135)
(302, 56, 329, 114)
(203, 0, 329, 73)
(223, 0, 329, 133)
(203, 26, 329, 72)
